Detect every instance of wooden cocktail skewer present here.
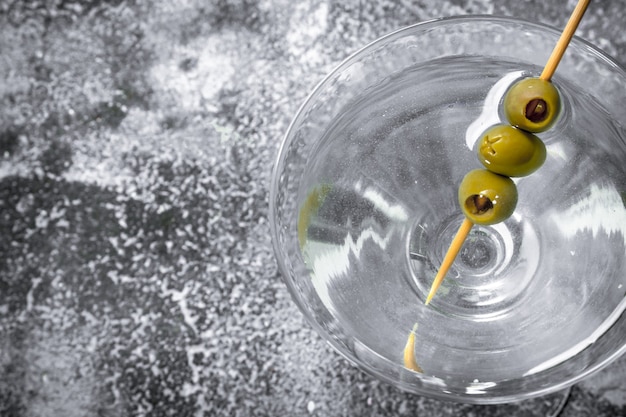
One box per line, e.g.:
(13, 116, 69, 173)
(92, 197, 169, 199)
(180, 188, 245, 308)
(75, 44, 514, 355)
(540, 0, 591, 81)
(424, 0, 590, 306)
(403, 323, 424, 372)
(425, 218, 473, 305)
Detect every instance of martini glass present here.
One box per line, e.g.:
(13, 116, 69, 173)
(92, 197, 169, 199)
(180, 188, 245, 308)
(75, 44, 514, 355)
(270, 16, 626, 404)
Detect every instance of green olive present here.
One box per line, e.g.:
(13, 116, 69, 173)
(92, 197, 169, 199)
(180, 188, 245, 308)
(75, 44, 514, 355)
(458, 169, 518, 225)
(477, 124, 546, 177)
(503, 77, 561, 133)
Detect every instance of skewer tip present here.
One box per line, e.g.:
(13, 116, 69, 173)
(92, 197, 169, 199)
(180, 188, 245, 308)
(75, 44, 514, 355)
(424, 292, 434, 306)
(424, 218, 474, 305)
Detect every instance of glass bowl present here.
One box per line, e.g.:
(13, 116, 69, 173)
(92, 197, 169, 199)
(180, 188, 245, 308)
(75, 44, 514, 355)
(269, 15, 626, 404)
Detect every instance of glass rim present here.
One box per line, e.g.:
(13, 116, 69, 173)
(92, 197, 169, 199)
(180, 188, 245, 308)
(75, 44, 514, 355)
(271, 13, 626, 231)
(269, 14, 626, 404)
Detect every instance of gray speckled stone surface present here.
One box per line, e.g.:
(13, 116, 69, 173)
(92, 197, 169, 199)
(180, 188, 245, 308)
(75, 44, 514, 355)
(0, 1, 624, 416)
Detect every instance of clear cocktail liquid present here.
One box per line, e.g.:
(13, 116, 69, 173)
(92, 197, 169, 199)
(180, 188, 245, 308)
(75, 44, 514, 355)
(298, 56, 626, 382)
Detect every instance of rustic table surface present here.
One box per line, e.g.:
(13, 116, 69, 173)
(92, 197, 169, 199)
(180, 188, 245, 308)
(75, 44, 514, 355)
(1, 1, 625, 416)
